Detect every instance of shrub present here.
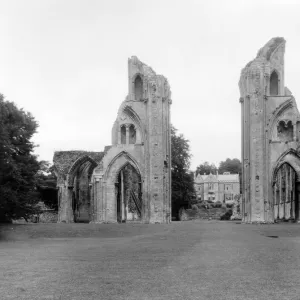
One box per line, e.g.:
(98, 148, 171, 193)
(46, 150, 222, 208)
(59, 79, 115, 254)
(179, 208, 188, 221)
(198, 203, 208, 209)
(191, 204, 199, 211)
(214, 201, 222, 208)
(220, 209, 233, 220)
(226, 203, 234, 208)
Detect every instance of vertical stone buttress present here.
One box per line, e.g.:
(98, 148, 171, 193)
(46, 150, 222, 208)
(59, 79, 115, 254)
(146, 78, 171, 223)
(239, 38, 286, 223)
(240, 65, 267, 222)
(128, 57, 172, 223)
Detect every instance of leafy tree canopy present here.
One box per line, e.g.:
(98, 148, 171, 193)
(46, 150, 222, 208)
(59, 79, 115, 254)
(0, 95, 41, 221)
(218, 158, 241, 175)
(35, 161, 58, 211)
(195, 162, 217, 176)
(171, 126, 195, 219)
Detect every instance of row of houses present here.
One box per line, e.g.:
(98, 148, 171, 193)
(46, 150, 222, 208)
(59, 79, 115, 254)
(194, 172, 240, 203)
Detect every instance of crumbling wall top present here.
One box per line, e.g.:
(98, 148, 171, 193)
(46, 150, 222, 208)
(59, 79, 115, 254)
(256, 37, 285, 61)
(53, 151, 104, 176)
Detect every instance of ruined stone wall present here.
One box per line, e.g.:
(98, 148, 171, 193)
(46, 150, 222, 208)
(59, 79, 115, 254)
(240, 37, 300, 223)
(90, 56, 172, 224)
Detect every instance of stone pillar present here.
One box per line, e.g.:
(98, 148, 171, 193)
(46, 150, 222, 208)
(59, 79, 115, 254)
(121, 170, 125, 221)
(57, 185, 74, 223)
(289, 168, 293, 219)
(89, 183, 94, 222)
(276, 184, 279, 218)
(285, 166, 289, 219)
(279, 168, 282, 219)
(93, 175, 105, 223)
(296, 181, 300, 222)
(118, 127, 121, 144)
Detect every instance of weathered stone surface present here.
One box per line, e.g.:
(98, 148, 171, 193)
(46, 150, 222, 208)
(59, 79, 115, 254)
(53, 57, 172, 224)
(230, 194, 242, 220)
(240, 37, 300, 223)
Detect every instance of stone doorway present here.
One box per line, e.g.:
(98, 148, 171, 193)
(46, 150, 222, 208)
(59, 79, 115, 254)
(273, 163, 300, 221)
(70, 161, 93, 223)
(116, 164, 142, 223)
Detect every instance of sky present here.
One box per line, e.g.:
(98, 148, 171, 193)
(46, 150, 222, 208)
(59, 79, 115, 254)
(0, 0, 300, 171)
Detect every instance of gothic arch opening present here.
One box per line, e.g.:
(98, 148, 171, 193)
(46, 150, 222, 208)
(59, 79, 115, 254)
(115, 163, 142, 223)
(134, 75, 143, 101)
(270, 70, 279, 96)
(121, 125, 126, 144)
(273, 163, 299, 221)
(70, 161, 93, 223)
(129, 124, 136, 144)
(277, 120, 293, 142)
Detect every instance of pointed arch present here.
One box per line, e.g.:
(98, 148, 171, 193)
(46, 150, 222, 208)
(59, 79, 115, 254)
(122, 105, 145, 143)
(129, 124, 136, 144)
(67, 155, 98, 186)
(134, 74, 143, 100)
(270, 69, 279, 95)
(272, 149, 300, 185)
(114, 161, 141, 183)
(104, 150, 142, 182)
(267, 98, 294, 138)
(115, 102, 145, 144)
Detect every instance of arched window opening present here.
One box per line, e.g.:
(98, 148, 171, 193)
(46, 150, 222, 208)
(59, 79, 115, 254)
(121, 125, 126, 144)
(277, 120, 293, 142)
(129, 125, 136, 144)
(270, 71, 279, 95)
(273, 163, 298, 221)
(116, 163, 142, 223)
(134, 75, 143, 100)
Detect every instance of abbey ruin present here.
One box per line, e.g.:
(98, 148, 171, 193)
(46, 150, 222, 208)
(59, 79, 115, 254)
(53, 57, 172, 224)
(240, 37, 300, 223)
(52, 37, 300, 225)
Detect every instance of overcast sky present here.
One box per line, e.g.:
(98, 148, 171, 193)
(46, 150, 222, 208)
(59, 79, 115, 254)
(0, 0, 299, 170)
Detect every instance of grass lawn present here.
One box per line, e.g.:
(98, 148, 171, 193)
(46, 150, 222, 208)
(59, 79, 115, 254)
(1, 221, 300, 300)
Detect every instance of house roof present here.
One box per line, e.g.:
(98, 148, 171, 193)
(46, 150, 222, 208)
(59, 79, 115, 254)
(195, 173, 239, 183)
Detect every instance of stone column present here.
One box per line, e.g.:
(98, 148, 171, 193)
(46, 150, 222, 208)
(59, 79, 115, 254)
(57, 185, 74, 223)
(296, 181, 300, 222)
(273, 184, 276, 220)
(94, 175, 104, 223)
(284, 166, 288, 219)
(118, 127, 121, 144)
(279, 168, 282, 219)
(276, 184, 279, 218)
(121, 170, 125, 221)
(89, 182, 94, 222)
(289, 167, 293, 219)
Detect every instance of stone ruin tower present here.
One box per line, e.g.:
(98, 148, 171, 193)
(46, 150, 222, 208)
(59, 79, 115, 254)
(53, 57, 172, 224)
(240, 37, 300, 223)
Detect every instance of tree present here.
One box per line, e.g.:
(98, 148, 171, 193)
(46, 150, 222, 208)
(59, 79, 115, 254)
(0, 95, 40, 222)
(35, 161, 58, 211)
(195, 162, 217, 176)
(218, 158, 241, 175)
(171, 126, 195, 219)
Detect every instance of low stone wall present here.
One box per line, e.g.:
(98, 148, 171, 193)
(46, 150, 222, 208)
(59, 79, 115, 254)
(39, 211, 58, 223)
(179, 207, 227, 221)
(230, 194, 242, 220)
